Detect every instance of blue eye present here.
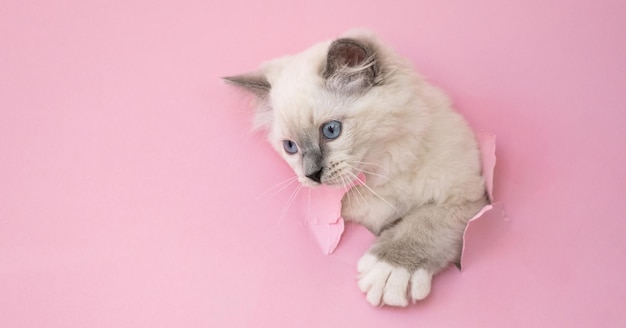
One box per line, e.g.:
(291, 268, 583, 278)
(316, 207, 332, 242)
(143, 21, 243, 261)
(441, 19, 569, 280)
(322, 120, 342, 139)
(282, 140, 298, 154)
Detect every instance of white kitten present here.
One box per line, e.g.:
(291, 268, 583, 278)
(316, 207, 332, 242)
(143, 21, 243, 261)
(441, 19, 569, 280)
(225, 30, 487, 306)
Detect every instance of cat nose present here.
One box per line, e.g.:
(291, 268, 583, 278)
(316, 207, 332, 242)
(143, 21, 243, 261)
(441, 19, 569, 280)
(305, 168, 323, 183)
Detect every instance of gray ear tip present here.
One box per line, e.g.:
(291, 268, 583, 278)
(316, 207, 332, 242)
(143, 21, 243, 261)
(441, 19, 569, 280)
(223, 77, 241, 88)
(329, 38, 367, 53)
(332, 37, 354, 44)
(222, 73, 271, 96)
(222, 75, 239, 83)
(333, 37, 362, 45)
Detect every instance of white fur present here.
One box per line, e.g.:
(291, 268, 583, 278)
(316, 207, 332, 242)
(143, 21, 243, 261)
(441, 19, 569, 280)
(357, 252, 378, 274)
(383, 267, 411, 306)
(357, 253, 430, 306)
(357, 255, 393, 306)
(411, 268, 433, 301)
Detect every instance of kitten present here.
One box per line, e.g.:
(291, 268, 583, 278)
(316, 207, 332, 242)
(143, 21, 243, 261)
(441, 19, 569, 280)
(224, 30, 487, 307)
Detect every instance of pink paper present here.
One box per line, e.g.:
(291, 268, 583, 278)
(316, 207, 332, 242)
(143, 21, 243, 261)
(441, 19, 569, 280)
(303, 133, 500, 258)
(301, 186, 346, 254)
(460, 133, 502, 268)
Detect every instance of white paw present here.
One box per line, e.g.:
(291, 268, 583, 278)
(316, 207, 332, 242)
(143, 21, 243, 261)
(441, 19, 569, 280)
(357, 253, 433, 306)
(411, 268, 432, 301)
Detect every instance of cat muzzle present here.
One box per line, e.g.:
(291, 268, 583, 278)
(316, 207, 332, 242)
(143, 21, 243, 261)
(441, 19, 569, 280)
(305, 168, 323, 183)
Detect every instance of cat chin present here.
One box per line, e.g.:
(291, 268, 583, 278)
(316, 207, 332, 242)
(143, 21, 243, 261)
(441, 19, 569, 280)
(298, 180, 329, 188)
(299, 180, 321, 188)
(297, 177, 350, 188)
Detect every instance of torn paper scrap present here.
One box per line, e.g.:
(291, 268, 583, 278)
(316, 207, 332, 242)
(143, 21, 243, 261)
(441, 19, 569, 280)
(302, 186, 346, 254)
(459, 133, 504, 269)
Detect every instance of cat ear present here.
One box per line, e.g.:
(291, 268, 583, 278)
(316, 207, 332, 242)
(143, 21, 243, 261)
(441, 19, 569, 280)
(323, 38, 379, 92)
(223, 73, 273, 130)
(223, 73, 271, 98)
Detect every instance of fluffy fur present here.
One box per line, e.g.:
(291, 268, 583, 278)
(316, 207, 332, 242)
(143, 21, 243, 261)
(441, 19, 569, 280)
(225, 30, 487, 306)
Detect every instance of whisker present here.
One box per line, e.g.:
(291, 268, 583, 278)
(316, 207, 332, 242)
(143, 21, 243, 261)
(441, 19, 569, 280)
(256, 175, 299, 201)
(347, 165, 391, 182)
(347, 171, 399, 215)
(340, 175, 352, 211)
(345, 163, 407, 192)
(347, 174, 374, 213)
(346, 160, 386, 170)
(277, 183, 303, 227)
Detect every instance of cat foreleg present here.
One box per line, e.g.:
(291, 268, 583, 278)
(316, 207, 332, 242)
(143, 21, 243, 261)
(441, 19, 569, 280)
(340, 185, 404, 235)
(356, 198, 487, 306)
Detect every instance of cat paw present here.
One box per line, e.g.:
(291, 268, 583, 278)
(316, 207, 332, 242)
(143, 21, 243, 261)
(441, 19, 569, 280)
(357, 253, 432, 306)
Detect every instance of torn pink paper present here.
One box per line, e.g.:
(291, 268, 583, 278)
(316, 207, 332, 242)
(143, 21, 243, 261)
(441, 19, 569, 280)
(303, 133, 499, 257)
(460, 133, 500, 268)
(303, 186, 345, 254)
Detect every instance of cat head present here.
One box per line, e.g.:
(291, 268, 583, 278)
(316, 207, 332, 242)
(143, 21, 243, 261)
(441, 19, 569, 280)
(225, 31, 423, 187)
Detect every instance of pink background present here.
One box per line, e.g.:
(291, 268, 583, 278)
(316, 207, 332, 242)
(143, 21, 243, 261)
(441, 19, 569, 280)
(2, 0, 625, 327)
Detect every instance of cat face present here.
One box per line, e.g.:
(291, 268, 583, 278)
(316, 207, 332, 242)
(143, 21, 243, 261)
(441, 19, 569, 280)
(225, 34, 410, 187)
(269, 91, 369, 187)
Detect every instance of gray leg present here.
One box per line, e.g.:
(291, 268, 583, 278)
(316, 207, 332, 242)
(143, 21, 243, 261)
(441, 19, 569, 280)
(357, 197, 487, 306)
